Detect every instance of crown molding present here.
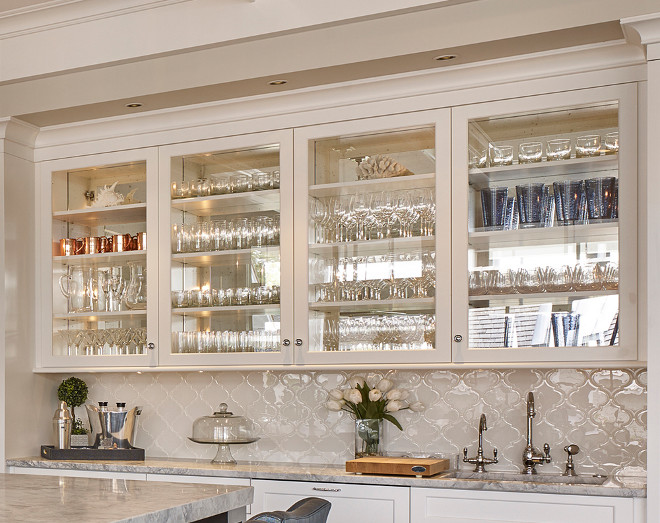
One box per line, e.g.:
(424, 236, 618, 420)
(0, 0, 190, 38)
(622, 12, 660, 60)
(0, 117, 38, 160)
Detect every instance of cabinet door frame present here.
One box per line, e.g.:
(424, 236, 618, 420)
(36, 147, 160, 369)
(292, 109, 452, 365)
(157, 130, 295, 367)
(410, 487, 638, 523)
(451, 84, 638, 364)
(252, 478, 410, 523)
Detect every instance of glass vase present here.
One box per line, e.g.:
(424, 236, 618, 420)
(354, 418, 383, 458)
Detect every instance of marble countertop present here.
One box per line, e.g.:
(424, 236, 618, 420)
(0, 472, 253, 523)
(6, 456, 646, 498)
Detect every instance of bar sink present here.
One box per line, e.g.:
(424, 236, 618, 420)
(438, 471, 608, 485)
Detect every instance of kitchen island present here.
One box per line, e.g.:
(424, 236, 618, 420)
(0, 472, 253, 522)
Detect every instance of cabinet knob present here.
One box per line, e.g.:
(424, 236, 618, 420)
(282, 339, 291, 346)
(453, 334, 463, 343)
(147, 342, 155, 350)
(295, 338, 303, 346)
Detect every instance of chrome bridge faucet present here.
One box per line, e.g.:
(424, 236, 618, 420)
(463, 414, 498, 473)
(521, 392, 551, 474)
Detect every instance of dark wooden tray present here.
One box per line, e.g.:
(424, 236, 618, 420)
(41, 445, 145, 461)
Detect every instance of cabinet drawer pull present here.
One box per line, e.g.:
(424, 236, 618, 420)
(312, 487, 341, 492)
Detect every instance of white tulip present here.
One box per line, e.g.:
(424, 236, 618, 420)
(385, 400, 404, 412)
(325, 400, 343, 411)
(328, 388, 344, 400)
(409, 401, 425, 412)
(399, 390, 410, 401)
(348, 376, 366, 389)
(386, 389, 403, 401)
(345, 389, 363, 404)
(368, 389, 382, 402)
(377, 378, 393, 393)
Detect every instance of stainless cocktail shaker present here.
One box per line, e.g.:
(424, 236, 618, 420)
(52, 401, 72, 449)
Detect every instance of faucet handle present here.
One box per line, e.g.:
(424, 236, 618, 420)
(543, 443, 552, 463)
(463, 447, 468, 461)
(493, 447, 498, 460)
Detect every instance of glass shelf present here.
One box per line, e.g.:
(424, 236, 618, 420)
(53, 251, 146, 267)
(52, 203, 147, 226)
(170, 190, 280, 217)
(309, 297, 434, 312)
(308, 172, 434, 197)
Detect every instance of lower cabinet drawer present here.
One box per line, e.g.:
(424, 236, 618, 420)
(411, 487, 641, 523)
(252, 479, 410, 523)
(9, 466, 146, 481)
(146, 473, 252, 514)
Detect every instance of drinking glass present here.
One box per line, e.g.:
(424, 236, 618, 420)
(270, 170, 281, 189)
(468, 270, 487, 296)
(210, 175, 230, 195)
(576, 135, 601, 158)
(252, 172, 271, 191)
(603, 132, 619, 155)
(515, 183, 554, 228)
(553, 180, 586, 225)
(518, 142, 543, 163)
(191, 178, 211, 197)
(585, 177, 617, 221)
(171, 290, 188, 308)
(503, 196, 519, 230)
(551, 312, 581, 347)
(489, 145, 513, 166)
(480, 187, 508, 230)
(231, 218, 251, 249)
(546, 139, 571, 161)
(230, 173, 251, 193)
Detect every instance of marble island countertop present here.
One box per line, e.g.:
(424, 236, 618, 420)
(0, 472, 252, 523)
(6, 456, 646, 498)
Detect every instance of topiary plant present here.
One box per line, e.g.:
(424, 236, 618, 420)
(57, 377, 89, 435)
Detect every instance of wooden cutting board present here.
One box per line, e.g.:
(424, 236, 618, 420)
(346, 456, 450, 477)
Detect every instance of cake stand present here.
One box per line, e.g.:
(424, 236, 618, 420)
(188, 437, 260, 464)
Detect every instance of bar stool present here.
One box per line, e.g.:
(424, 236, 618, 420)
(247, 497, 331, 523)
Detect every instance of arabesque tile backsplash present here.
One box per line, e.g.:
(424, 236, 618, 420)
(76, 368, 646, 477)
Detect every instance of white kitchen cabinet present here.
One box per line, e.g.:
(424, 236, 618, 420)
(157, 130, 295, 367)
(252, 478, 409, 523)
(8, 466, 146, 480)
(146, 473, 251, 513)
(33, 85, 641, 371)
(293, 110, 452, 365)
(37, 148, 160, 369)
(451, 84, 638, 364)
(410, 487, 644, 523)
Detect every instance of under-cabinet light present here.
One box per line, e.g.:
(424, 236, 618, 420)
(268, 80, 288, 86)
(125, 102, 143, 108)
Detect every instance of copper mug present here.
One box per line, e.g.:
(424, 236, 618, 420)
(112, 234, 133, 252)
(134, 232, 147, 251)
(98, 236, 113, 253)
(83, 236, 101, 255)
(60, 238, 84, 256)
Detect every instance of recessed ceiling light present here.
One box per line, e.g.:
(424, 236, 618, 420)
(433, 54, 457, 61)
(125, 102, 143, 108)
(268, 80, 288, 86)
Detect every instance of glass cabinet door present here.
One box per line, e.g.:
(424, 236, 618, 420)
(42, 149, 158, 367)
(452, 85, 637, 363)
(294, 111, 452, 365)
(159, 131, 294, 366)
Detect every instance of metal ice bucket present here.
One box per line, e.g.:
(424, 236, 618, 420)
(86, 404, 142, 449)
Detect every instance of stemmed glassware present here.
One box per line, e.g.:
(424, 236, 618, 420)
(310, 189, 435, 244)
